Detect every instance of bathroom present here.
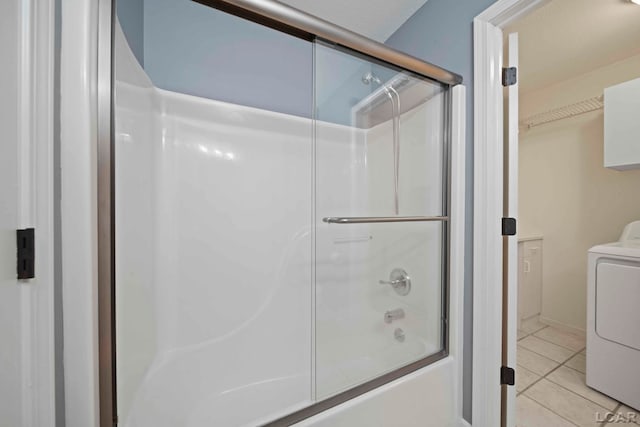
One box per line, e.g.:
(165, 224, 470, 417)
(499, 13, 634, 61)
(1, 0, 639, 426)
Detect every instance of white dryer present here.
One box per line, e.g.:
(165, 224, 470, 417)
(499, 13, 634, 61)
(587, 221, 640, 410)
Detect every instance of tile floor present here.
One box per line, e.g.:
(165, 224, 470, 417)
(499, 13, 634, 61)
(516, 320, 639, 426)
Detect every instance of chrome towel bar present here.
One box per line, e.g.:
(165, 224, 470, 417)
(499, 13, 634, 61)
(322, 216, 448, 224)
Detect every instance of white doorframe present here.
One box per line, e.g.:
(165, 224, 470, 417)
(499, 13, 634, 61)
(472, 1, 547, 426)
(27, 1, 57, 422)
(10, 0, 57, 424)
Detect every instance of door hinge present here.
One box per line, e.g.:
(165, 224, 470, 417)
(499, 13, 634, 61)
(17, 228, 35, 279)
(502, 67, 517, 86)
(501, 366, 515, 386)
(502, 217, 517, 236)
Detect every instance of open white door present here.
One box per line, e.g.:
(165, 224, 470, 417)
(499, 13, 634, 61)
(502, 32, 519, 427)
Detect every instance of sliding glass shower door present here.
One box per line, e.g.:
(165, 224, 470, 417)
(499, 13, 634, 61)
(114, 3, 314, 425)
(314, 41, 449, 400)
(113, 2, 451, 425)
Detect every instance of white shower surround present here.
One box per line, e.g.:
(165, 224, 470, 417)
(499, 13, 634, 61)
(117, 26, 443, 423)
(56, 16, 467, 426)
(116, 85, 315, 426)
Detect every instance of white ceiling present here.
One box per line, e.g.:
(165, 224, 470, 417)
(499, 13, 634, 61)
(506, 0, 640, 93)
(278, 0, 429, 42)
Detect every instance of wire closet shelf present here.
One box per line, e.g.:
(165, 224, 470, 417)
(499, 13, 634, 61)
(520, 95, 604, 130)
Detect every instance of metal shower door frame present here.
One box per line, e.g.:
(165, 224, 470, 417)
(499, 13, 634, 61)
(97, 0, 116, 426)
(194, 0, 462, 86)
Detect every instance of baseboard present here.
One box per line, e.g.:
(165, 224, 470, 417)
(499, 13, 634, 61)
(539, 316, 586, 337)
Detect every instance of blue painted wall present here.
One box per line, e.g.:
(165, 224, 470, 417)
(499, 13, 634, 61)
(143, 0, 313, 118)
(385, 0, 496, 422)
(117, 0, 378, 123)
(117, 0, 144, 66)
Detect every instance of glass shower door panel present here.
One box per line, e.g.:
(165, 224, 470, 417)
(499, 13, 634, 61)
(114, 2, 314, 425)
(314, 41, 448, 399)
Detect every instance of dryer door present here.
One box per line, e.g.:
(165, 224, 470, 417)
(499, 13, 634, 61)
(596, 260, 640, 351)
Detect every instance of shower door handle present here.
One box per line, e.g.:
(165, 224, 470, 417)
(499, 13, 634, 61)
(323, 216, 448, 224)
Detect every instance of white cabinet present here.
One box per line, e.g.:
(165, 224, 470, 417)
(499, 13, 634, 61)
(604, 77, 640, 171)
(518, 237, 543, 322)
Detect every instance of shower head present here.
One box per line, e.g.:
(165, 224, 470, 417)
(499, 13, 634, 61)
(362, 72, 382, 85)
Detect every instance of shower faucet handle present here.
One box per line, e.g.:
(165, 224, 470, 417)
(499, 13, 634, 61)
(379, 268, 411, 296)
(379, 278, 404, 286)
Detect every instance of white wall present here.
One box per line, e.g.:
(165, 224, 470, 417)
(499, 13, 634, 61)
(519, 54, 640, 331)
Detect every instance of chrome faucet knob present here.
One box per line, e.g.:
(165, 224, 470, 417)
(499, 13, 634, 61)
(379, 268, 411, 296)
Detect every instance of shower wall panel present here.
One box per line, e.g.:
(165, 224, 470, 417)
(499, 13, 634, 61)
(366, 97, 445, 216)
(365, 95, 445, 362)
(129, 89, 313, 427)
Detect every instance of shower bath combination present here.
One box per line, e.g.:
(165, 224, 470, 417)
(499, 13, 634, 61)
(105, 0, 462, 425)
